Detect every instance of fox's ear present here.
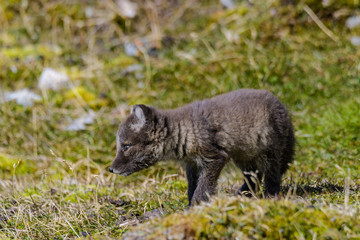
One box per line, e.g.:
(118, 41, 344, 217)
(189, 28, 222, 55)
(130, 104, 152, 131)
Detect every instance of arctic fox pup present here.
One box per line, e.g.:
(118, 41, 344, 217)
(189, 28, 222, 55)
(109, 89, 295, 205)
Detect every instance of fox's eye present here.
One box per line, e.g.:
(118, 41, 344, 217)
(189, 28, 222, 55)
(123, 145, 131, 151)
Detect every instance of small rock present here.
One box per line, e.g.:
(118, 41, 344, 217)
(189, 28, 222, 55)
(270, 8, 277, 16)
(350, 36, 360, 46)
(85, 7, 93, 18)
(10, 65, 17, 73)
(322, 0, 331, 7)
(346, 16, 360, 29)
(220, 0, 236, 8)
(38, 68, 69, 91)
(4, 89, 41, 107)
(124, 42, 139, 56)
(116, 0, 138, 18)
(66, 110, 96, 131)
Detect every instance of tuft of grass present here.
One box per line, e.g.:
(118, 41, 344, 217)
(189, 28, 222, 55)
(125, 197, 360, 239)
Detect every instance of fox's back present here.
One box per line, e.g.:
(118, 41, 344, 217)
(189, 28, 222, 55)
(196, 89, 290, 158)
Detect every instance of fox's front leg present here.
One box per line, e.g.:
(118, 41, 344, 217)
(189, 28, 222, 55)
(186, 163, 200, 206)
(190, 158, 226, 205)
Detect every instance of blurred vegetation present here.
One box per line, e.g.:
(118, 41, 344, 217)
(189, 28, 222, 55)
(0, 0, 359, 239)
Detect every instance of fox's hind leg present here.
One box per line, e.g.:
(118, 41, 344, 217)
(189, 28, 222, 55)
(233, 159, 262, 197)
(236, 169, 262, 197)
(263, 149, 282, 197)
(264, 170, 281, 197)
(264, 123, 295, 197)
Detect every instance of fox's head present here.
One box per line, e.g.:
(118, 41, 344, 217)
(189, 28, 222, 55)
(109, 104, 167, 176)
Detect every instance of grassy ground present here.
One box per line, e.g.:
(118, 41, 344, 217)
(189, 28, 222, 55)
(0, 0, 359, 239)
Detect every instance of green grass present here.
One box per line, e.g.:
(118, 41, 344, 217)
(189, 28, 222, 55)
(0, 0, 359, 239)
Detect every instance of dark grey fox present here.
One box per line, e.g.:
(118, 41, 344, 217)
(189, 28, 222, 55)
(109, 89, 295, 205)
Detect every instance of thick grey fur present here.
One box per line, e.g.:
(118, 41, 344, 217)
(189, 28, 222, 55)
(109, 89, 295, 205)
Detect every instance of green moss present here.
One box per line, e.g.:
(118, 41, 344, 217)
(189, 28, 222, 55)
(1, 45, 62, 59)
(0, 154, 36, 175)
(136, 198, 360, 239)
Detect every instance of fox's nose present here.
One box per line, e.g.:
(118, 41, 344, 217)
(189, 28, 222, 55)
(109, 167, 114, 173)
